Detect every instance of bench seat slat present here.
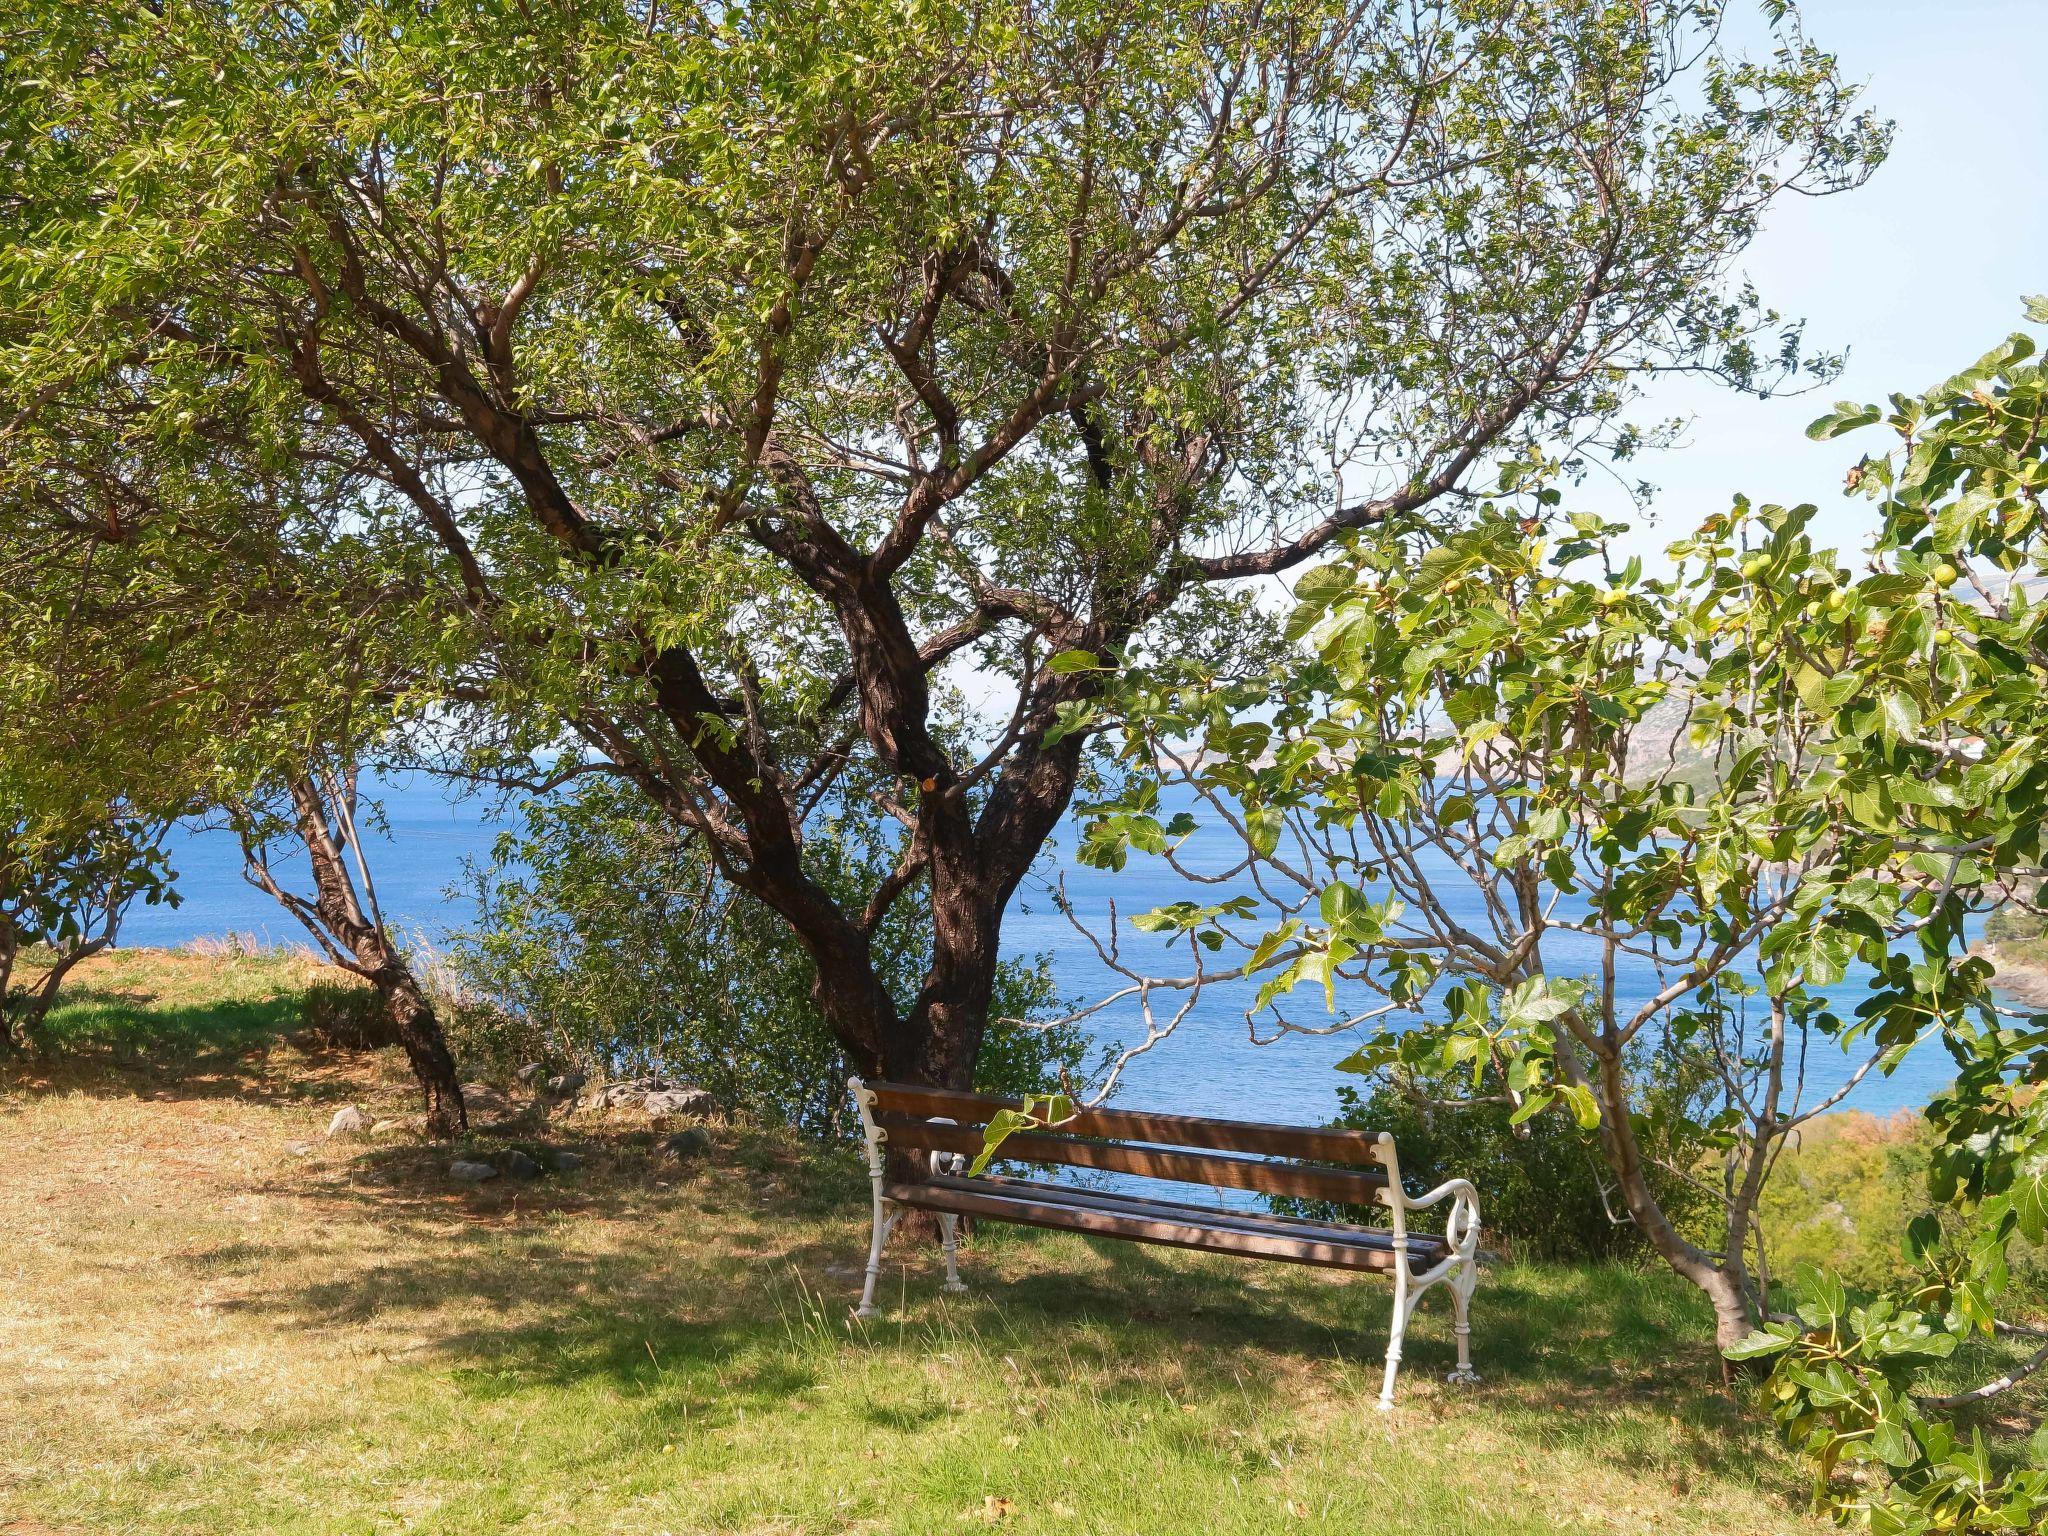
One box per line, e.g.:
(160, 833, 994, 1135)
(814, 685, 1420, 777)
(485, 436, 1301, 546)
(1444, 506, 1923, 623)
(864, 1081, 1386, 1167)
(884, 1178, 1412, 1273)
(873, 1111, 1390, 1208)
(956, 1173, 1442, 1259)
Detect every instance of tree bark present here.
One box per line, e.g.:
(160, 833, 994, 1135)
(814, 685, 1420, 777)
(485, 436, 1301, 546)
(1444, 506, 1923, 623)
(245, 775, 468, 1139)
(375, 963, 466, 1141)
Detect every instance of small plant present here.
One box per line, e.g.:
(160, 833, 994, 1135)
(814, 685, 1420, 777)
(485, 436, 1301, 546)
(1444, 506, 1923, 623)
(1731, 1268, 2048, 1531)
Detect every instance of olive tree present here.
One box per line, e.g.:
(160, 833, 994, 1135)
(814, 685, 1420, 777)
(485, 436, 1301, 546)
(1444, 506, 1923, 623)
(1, 0, 1884, 1109)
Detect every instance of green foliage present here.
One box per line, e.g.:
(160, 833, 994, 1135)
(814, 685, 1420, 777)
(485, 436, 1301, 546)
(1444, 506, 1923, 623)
(1731, 1268, 2048, 1531)
(0, 0, 1886, 1097)
(1761, 1113, 1943, 1291)
(0, 793, 179, 1045)
(1702, 305, 2048, 1526)
(297, 978, 397, 1050)
(967, 1092, 1075, 1176)
(1983, 903, 2044, 950)
(1281, 1064, 1715, 1263)
(446, 780, 1082, 1137)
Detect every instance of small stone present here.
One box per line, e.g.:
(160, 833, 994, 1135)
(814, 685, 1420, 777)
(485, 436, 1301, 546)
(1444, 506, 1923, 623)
(547, 1151, 584, 1173)
(515, 1062, 544, 1085)
(449, 1159, 499, 1183)
(656, 1127, 712, 1162)
(502, 1150, 543, 1180)
(325, 1105, 374, 1138)
(644, 1086, 715, 1119)
(286, 1141, 315, 1157)
(544, 1071, 588, 1098)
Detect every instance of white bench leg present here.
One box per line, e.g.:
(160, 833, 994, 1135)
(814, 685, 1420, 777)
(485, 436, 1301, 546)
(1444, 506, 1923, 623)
(1445, 1259, 1480, 1386)
(856, 1193, 897, 1320)
(939, 1212, 968, 1294)
(1377, 1275, 1414, 1412)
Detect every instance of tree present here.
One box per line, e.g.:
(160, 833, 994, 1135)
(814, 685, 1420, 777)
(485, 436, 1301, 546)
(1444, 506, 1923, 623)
(0, 386, 472, 1129)
(0, 790, 176, 1051)
(1724, 311, 2048, 1528)
(0, 526, 184, 1052)
(1, 0, 1885, 1108)
(1065, 491, 1984, 1353)
(235, 763, 469, 1135)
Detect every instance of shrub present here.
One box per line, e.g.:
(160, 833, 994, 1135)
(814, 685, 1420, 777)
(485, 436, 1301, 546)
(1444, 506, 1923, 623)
(297, 979, 398, 1050)
(1279, 1062, 1712, 1263)
(445, 782, 1087, 1139)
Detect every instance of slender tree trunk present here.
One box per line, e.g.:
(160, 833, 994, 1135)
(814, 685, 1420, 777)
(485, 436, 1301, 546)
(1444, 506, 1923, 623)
(1566, 1025, 1757, 1362)
(3, 937, 110, 1056)
(246, 775, 468, 1138)
(373, 960, 466, 1140)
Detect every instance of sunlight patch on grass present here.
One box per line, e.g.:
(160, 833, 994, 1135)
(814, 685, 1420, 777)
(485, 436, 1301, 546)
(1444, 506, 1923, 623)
(0, 950, 1936, 1534)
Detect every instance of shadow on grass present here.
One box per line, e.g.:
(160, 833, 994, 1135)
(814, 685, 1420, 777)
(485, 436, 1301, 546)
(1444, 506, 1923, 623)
(2, 957, 418, 1115)
(48, 987, 298, 1058)
(198, 1120, 1797, 1501)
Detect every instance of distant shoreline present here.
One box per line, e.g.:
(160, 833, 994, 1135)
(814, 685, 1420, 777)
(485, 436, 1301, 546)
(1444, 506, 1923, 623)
(1982, 944, 2048, 1008)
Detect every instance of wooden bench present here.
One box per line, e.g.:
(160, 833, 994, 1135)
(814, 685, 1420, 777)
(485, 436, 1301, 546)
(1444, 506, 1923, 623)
(848, 1077, 1482, 1409)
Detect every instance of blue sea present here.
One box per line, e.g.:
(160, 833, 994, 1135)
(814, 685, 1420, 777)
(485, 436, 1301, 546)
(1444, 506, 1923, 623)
(120, 773, 1961, 1126)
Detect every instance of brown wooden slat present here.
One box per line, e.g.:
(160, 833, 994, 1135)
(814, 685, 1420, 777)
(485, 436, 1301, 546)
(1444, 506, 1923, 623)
(884, 1180, 1404, 1273)
(873, 1112, 1389, 1206)
(863, 1080, 1389, 1167)
(956, 1174, 1434, 1252)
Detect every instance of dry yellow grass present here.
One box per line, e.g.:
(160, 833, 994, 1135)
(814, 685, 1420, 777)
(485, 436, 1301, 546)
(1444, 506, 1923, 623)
(0, 949, 1832, 1535)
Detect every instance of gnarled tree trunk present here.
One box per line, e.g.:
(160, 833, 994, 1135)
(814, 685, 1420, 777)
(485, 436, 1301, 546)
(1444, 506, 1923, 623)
(243, 773, 467, 1138)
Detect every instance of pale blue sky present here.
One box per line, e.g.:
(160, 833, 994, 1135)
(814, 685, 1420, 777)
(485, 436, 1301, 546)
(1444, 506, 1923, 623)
(1598, 0, 2048, 566)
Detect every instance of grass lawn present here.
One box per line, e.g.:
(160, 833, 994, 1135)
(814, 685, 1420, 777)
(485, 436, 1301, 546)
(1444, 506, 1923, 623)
(1, 947, 2019, 1535)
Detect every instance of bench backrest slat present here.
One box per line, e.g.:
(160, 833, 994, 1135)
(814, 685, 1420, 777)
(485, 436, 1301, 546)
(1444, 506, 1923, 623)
(870, 1108, 1391, 1209)
(865, 1080, 1389, 1170)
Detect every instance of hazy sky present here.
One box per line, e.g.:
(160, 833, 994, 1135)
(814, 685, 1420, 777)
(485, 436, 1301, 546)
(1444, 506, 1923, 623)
(1596, 0, 2048, 566)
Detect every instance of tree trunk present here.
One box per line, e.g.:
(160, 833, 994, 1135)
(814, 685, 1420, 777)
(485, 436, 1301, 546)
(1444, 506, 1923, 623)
(246, 774, 469, 1138)
(1569, 1026, 1756, 1368)
(2, 936, 108, 1056)
(373, 963, 466, 1140)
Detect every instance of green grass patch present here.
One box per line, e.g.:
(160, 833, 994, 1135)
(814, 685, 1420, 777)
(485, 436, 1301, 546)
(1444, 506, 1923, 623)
(5, 948, 2029, 1534)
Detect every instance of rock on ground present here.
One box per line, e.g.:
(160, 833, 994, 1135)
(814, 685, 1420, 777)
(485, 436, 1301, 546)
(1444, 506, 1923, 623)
(502, 1150, 544, 1180)
(325, 1105, 374, 1138)
(546, 1150, 584, 1173)
(449, 1160, 499, 1183)
(582, 1078, 715, 1119)
(544, 1071, 588, 1098)
(656, 1127, 712, 1162)
(643, 1086, 715, 1119)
